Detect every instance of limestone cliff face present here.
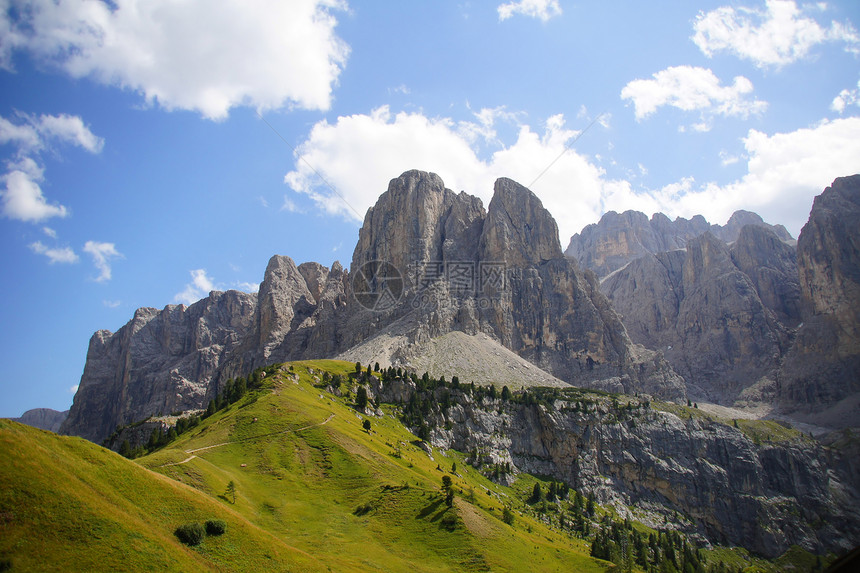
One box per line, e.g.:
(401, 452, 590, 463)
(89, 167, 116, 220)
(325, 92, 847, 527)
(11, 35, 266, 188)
(61, 290, 257, 442)
(601, 229, 795, 404)
(778, 175, 860, 423)
(372, 378, 860, 559)
(345, 172, 685, 399)
(566, 209, 792, 279)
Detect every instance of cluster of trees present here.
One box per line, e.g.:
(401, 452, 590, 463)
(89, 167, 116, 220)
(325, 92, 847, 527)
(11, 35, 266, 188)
(204, 366, 272, 418)
(590, 519, 718, 573)
(174, 519, 226, 546)
(117, 366, 272, 459)
(529, 480, 570, 504)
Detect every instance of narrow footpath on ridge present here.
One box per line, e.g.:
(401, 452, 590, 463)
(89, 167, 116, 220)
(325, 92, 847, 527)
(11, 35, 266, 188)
(158, 413, 335, 467)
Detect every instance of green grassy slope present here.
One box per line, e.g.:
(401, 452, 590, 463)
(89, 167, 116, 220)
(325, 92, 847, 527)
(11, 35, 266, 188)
(139, 360, 611, 572)
(0, 419, 325, 572)
(0, 361, 613, 572)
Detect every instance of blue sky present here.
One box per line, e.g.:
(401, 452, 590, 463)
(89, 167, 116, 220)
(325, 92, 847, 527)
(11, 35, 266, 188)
(1, 0, 859, 417)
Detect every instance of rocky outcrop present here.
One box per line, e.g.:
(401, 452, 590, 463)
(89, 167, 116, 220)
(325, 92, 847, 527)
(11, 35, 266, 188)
(778, 175, 860, 426)
(11, 408, 68, 432)
(566, 209, 793, 279)
(730, 224, 802, 327)
(601, 229, 795, 405)
(343, 173, 685, 400)
(61, 290, 258, 442)
(372, 378, 860, 558)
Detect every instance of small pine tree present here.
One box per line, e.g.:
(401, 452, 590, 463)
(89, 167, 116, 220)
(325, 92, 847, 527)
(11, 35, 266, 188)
(501, 385, 512, 401)
(225, 480, 236, 504)
(502, 506, 515, 526)
(205, 519, 226, 536)
(355, 361, 362, 374)
(374, 362, 380, 373)
(441, 475, 455, 506)
(451, 462, 457, 474)
(175, 522, 205, 546)
(530, 482, 543, 503)
(362, 419, 371, 432)
(356, 386, 368, 410)
(119, 439, 132, 458)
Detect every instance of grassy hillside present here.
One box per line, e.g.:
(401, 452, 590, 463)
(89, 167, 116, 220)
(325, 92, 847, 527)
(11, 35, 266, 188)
(1, 360, 830, 571)
(0, 361, 612, 572)
(0, 419, 324, 571)
(138, 360, 610, 572)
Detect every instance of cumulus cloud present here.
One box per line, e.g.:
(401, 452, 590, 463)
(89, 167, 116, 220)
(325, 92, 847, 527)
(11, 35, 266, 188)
(83, 241, 122, 282)
(620, 66, 767, 126)
(1, 168, 68, 222)
(1, 0, 349, 120)
(0, 112, 103, 153)
(498, 0, 562, 22)
(29, 241, 79, 264)
(832, 79, 860, 114)
(644, 117, 860, 237)
(174, 269, 215, 305)
(285, 106, 635, 242)
(0, 112, 102, 223)
(692, 0, 859, 68)
(173, 269, 258, 304)
(285, 106, 860, 244)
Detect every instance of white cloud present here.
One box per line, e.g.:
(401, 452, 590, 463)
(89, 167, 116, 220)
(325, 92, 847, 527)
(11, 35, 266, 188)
(0, 112, 103, 153)
(234, 281, 260, 294)
(83, 241, 122, 282)
(68, 384, 78, 394)
(174, 269, 258, 303)
(42, 226, 57, 238)
(284, 106, 628, 242)
(174, 269, 216, 305)
(2, 0, 349, 120)
(29, 241, 79, 264)
(0, 112, 102, 223)
(281, 196, 301, 213)
(498, 0, 562, 22)
(621, 66, 767, 125)
(645, 117, 860, 237)
(692, 0, 860, 68)
(719, 150, 741, 166)
(832, 79, 860, 113)
(1, 168, 68, 222)
(103, 300, 121, 308)
(284, 106, 860, 245)
(34, 114, 104, 153)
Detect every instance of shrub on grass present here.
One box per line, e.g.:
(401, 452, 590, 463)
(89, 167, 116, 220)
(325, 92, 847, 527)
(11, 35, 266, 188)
(175, 522, 205, 546)
(205, 519, 226, 536)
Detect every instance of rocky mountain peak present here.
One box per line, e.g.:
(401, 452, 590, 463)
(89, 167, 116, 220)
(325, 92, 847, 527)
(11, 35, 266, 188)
(480, 177, 562, 267)
(567, 207, 793, 278)
(257, 255, 314, 357)
(352, 170, 461, 277)
(779, 175, 860, 424)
